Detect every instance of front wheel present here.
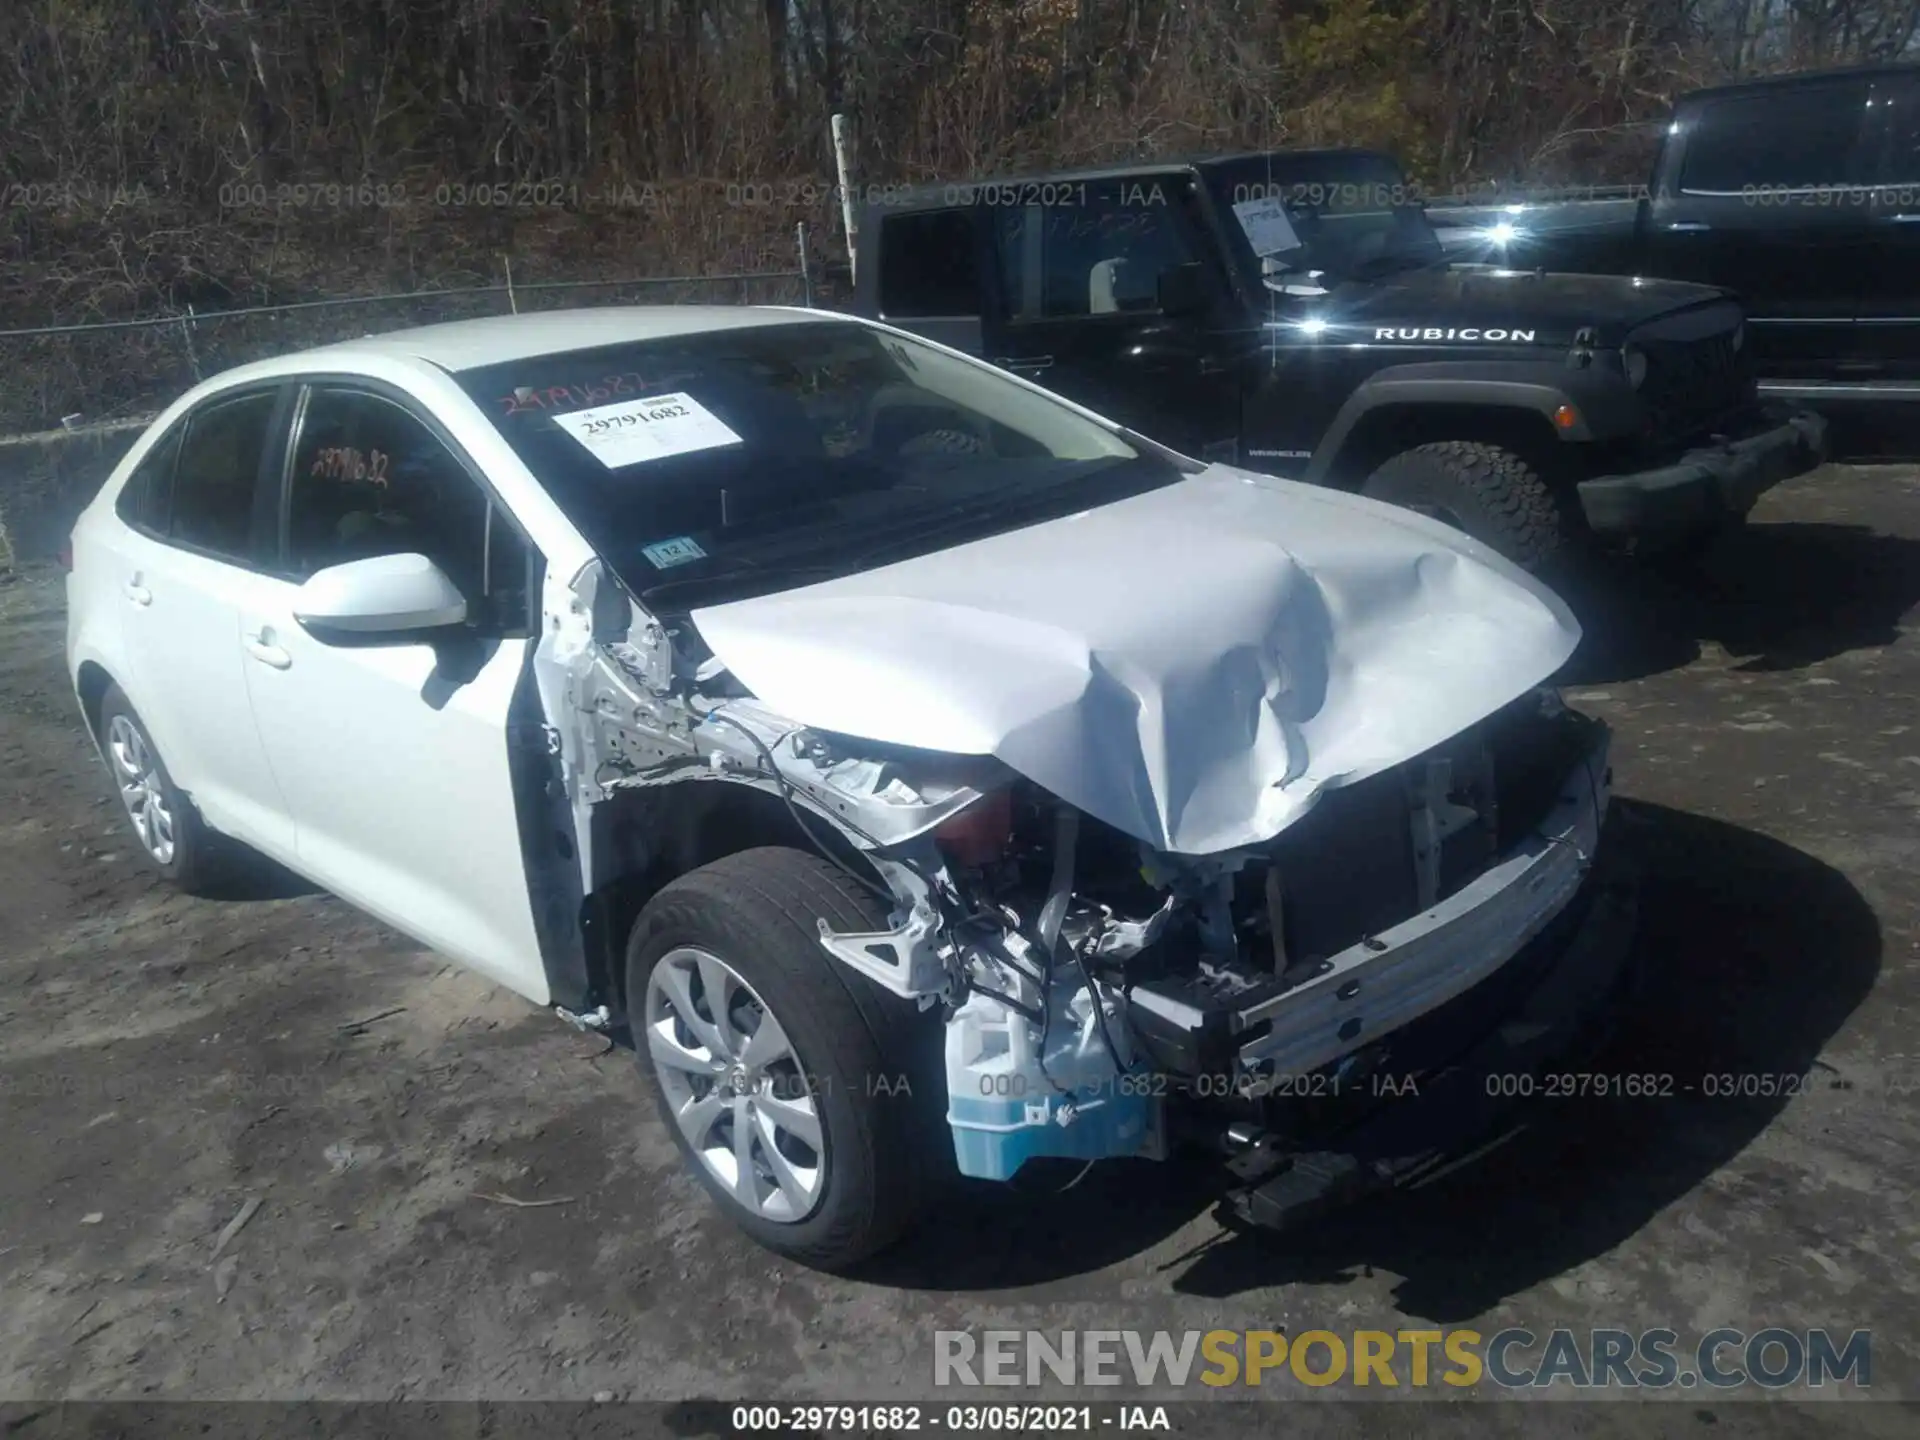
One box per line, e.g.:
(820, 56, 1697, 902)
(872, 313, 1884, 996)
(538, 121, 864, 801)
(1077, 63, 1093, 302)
(625, 847, 944, 1270)
(1361, 440, 1567, 571)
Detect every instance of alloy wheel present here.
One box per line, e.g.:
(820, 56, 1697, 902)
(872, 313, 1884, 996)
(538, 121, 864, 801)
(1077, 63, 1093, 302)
(106, 714, 175, 865)
(643, 946, 826, 1222)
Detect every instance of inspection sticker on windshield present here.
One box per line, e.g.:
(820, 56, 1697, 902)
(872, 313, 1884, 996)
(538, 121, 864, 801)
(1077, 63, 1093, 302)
(1232, 197, 1302, 257)
(641, 536, 707, 569)
(551, 392, 743, 469)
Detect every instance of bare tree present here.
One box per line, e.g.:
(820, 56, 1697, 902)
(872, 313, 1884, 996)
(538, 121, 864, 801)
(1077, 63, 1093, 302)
(7, 0, 1920, 336)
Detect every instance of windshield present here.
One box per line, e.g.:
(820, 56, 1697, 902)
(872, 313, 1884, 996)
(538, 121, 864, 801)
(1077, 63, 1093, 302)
(1203, 153, 1444, 289)
(459, 319, 1185, 610)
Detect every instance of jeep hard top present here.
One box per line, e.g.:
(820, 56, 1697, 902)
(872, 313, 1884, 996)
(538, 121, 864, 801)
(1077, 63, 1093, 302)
(1431, 63, 1920, 418)
(855, 147, 1827, 569)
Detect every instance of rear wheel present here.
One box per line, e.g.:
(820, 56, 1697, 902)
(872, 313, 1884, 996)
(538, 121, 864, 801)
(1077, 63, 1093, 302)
(625, 847, 945, 1270)
(96, 684, 229, 895)
(1362, 440, 1566, 571)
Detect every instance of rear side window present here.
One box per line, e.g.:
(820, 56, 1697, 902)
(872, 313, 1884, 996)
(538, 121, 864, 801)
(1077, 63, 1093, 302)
(170, 391, 278, 563)
(878, 210, 980, 317)
(114, 424, 183, 532)
(1679, 82, 1867, 192)
(1872, 74, 1920, 185)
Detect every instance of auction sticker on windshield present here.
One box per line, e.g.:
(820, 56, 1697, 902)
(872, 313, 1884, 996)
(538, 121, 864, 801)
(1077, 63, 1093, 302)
(641, 536, 707, 569)
(1232, 197, 1302, 258)
(552, 391, 744, 469)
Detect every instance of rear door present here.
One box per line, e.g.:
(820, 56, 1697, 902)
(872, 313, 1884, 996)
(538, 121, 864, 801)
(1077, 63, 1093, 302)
(982, 176, 1241, 458)
(869, 206, 989, 357)
(114, 385, 298, 859)
(237, 380, 549, 1000)
(1644, 77, 1874, 383)
(1852, 69, 1920, 383)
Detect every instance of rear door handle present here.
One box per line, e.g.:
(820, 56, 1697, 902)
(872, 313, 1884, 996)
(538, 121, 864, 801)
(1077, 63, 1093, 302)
(243, 630, 291, 670)
(1665, 221, 1711, 233)
(994, 354, 1055, 372)
(123, 579, 151, 606)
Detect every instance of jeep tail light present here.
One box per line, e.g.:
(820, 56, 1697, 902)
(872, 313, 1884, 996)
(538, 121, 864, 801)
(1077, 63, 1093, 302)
(56, 537, 73, 571)
(933, 789, 1014, 867)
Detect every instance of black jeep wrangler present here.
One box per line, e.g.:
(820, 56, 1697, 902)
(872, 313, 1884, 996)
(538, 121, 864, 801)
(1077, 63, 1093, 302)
(852, 148, 1828, 570)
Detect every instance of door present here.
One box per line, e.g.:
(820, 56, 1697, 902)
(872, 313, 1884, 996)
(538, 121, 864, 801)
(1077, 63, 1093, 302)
(239, 382, 549, 1000)
(1644, 77, 1874, 383)
(870, 206, 987, 357)
(114, 387, 299, 859)
(983, 177, 1242, 459)
(1853, 70, 1920, 383)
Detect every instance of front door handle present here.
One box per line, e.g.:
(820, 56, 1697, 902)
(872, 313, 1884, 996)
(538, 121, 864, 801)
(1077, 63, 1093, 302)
(244, 630, 291, 670)
(1883, 213, 1920, 224)
(123, 579, 151, 606)
(994, 354, 1055, 372)
(1665, 221, 1711, 233)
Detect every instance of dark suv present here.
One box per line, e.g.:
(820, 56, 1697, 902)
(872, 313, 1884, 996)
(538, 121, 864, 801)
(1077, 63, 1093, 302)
(853, 148, 1827, 569)
(1431, 63, 1920, 418)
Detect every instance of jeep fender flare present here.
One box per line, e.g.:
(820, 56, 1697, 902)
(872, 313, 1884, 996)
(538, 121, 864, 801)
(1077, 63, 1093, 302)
(1301, 361, 1644, 486)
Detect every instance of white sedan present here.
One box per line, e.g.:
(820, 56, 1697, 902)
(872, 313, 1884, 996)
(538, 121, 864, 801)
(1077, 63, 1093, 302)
(66, 306, 1635, 1269)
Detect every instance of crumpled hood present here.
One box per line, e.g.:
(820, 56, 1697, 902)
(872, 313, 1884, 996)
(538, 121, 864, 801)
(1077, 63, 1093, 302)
(689, 466, 1580, 856)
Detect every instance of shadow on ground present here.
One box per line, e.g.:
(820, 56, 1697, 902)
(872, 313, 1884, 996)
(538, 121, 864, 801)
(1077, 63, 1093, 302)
(1818, 401, 1920, 465)
(77, 766, 323, 904)
(198, 847, 324, 902)
(861, 802, 1880, 1317)
(1553, 519, 1920, 684)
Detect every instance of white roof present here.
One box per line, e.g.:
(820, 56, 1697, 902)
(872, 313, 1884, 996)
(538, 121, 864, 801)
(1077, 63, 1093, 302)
(289, 305, 831, 373)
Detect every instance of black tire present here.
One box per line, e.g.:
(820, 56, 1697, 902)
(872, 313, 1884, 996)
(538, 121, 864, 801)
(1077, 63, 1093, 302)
(624, 847, 946, 1270)
(95, 684, 232, 896)
(1361, 440, 1566, 571)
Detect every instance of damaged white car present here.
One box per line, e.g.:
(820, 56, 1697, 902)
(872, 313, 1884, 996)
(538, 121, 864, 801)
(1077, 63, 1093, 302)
(65, 306, 1638, 1270)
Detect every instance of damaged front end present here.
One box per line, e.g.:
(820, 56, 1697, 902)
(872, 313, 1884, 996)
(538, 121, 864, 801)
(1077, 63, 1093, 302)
(831, 689, 1633, 1201)
(539, 555, 1636, 1224)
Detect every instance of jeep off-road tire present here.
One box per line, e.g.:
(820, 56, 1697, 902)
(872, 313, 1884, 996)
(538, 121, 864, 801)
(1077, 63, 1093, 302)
(95, 683, 234, 896)
(625, 847, 947, 1271)
(1361, 441, 1566, 571)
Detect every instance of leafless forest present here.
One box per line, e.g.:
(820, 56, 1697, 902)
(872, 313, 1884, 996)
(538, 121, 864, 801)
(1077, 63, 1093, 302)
(3, 2, 1918, 374)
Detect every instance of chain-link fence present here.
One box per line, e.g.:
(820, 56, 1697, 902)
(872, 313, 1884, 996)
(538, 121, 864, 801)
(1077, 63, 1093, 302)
(0, 242, 817, 440)
(0, 238, 823, 567)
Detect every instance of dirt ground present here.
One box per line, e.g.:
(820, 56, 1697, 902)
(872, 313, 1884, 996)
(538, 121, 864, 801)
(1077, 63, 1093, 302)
(2, 464, 1919, 1424)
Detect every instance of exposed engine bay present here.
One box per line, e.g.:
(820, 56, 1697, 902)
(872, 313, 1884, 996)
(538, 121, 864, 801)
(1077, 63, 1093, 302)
(536, 525, 1614, 1185)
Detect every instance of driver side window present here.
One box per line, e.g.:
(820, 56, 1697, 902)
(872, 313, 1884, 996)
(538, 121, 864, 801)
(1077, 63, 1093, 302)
(994, 180, 1202, 320)
(286, 388, 530, 632)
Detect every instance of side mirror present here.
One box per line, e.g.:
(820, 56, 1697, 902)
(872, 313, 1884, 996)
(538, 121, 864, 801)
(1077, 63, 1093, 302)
(1156, 262, 1208, 317)
(293, 553, 468, 638)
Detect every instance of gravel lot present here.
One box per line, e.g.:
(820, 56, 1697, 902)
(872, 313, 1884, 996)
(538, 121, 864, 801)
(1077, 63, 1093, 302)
(2, 464, 1918, 1428)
